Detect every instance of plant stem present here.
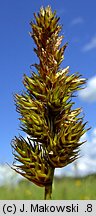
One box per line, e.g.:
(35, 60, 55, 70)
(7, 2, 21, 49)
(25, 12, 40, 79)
(44, 168, 54, 200)
(44, 183, 52, 200)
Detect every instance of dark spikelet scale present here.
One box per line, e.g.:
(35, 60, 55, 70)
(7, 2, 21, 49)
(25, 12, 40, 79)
(11, 5, 90, 188)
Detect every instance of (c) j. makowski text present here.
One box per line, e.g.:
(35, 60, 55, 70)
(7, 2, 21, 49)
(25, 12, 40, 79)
(20, 203, 79, 213)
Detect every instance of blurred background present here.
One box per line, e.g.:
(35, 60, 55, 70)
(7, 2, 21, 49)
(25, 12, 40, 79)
(0, 0, 96, 199)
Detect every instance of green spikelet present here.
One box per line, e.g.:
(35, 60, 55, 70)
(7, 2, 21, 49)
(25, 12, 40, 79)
(11, 5, 90, 200)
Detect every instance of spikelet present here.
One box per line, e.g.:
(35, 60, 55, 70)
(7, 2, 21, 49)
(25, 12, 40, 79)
(11, 6, 90, 199)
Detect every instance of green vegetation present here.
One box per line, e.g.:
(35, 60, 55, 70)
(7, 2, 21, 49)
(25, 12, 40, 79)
(0, 174, 96, 200)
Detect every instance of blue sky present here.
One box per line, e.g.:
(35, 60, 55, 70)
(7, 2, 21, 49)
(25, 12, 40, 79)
(0, 0, 96, 175)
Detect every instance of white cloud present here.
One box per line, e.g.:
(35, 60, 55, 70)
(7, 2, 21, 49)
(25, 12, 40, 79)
(92, 128, 96, 136)
(0, 165, 23, 186)
(71, 17, 84, 25)
(82, 36, 96, 51)
(78, 76, 96, 102)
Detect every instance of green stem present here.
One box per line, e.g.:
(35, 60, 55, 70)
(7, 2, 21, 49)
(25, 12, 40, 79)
(44, 183, 52, 200)
(44, 168, 54, 200)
